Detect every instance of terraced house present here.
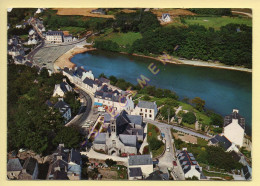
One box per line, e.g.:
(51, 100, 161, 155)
(177, 148, 205, 180)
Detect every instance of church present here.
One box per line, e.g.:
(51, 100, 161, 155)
(93, 110, 145, 156)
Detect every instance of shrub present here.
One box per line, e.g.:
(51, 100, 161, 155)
(182, 112, 196, 124)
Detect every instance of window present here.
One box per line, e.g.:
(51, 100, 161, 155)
(145, 109, 147, 112)
(145, 114, 147, 117)
(149, 114, 152, 118)
(150, 110, 152, 113)
(140, 109, 142, 112)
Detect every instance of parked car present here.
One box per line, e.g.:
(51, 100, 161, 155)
(166, 147, 170, 152)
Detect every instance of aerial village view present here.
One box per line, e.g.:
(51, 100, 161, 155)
(6, 8, 252, 181)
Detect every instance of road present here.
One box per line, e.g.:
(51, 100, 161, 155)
(144, 119, 210, 140)
(66, 88, 93, 128)
(231, 11, 252, 18)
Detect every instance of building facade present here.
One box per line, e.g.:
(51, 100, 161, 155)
(132, 100, 158, 120)
(223, 109, 245, 147)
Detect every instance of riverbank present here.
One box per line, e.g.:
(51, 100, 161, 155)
(125, 52, 252, 73)
(56, 47, 252, 73)
(54, 46, 96, 71)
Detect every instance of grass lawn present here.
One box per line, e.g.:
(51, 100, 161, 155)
(182, 122, 195, 130)
(19, 34, 28, 40)
(59, 26, 86, 35)
(178, 101, 211, 126)
(184, 16, 252, 30)
(197, 138, 208, 146)
(147, 123, 165, 157)
(202, 170, 233, 180)
(101, 32, 142, 46)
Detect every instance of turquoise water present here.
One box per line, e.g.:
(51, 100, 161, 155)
(71, 50, 252, 135)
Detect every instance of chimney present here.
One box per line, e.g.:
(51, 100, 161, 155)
(57, 155, 62, 160)
(22, 169, 27, 174)
(182, 147, 187, 151)
(58, 98, 64, 101)
(233, 109, 239, 113)
(63, 78, 67, 83)
(54, 166, 60, 172)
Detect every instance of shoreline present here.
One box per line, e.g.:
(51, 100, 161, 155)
(54, 46, 96, 71)
(54, 48, 252, 73)
(126, 52, 252, 73)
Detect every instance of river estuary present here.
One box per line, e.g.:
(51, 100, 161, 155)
(71, 50, 252, 135)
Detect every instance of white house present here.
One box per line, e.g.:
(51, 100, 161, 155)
(64, 35, 73, 43)
(46, 31, 64, 44)
(177, 148, 204, 180)
(128, 155, 153, 179)
(35, 8, 44, 14)
(15, 25, 22, 29)
(29, 29, 35, 36)
(132, 100, 158, 120)
(28, 38, 38, 45)
(94, 85, 135, 112)
(161, 13, 172, 23)
(223, 109, 245, 147)
(53, 79, 73, 97)
(53, 98, 72, 123)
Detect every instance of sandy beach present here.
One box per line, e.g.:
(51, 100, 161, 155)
(54, 46, 96, 71)
(55, 48, 252, 73)
(130, 53, 252, 73)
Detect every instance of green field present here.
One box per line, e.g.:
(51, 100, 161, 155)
(101, 31, 142, 46)
(184, 16, 252, 30)
(59, 26, 86, 35)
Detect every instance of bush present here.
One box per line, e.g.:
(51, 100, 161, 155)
(105, 159, 117, 167)
(182, 112, 196, 124)
(149, 137, 164, 151)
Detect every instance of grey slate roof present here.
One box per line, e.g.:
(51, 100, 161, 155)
(224, 110, 245, 129)
(83, 77, 94, 88)
(146, 170, 169, 180)
(128, 155, 153, 166)
(46, 31, 63, 36)
(22, 157, 37, 175)
(7, 158, 23, 172)
(119, 134, 137, 147)
(177, 150, 201, 174)
(93, 133, 106, 144)
(129, 167, 142, 177)
(59, 82, 72, 93)
(162, 13, 170, 19)
(104, 113, 111, 123)
(70, 149, 81, 165)
(137, 100, 157, 110)
(209, 134, 232, 151)
(127, 114, 142, 125)
(53, 100, 70, 114)
(24, 61, 33, 67)
(99, 77, 110, 84)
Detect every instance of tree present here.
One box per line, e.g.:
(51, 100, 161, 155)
(182, 112, 196, 124)
(149, 137, 163, 151)
(105, 159, 117, 167)
(191, 97, 205, 112)
(143, 95, 151, 101)
(53, 126, 82, 149)
(210, 113, 224, 127)
(160, 105, 175, 120)
(99, 73, 107, 79)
